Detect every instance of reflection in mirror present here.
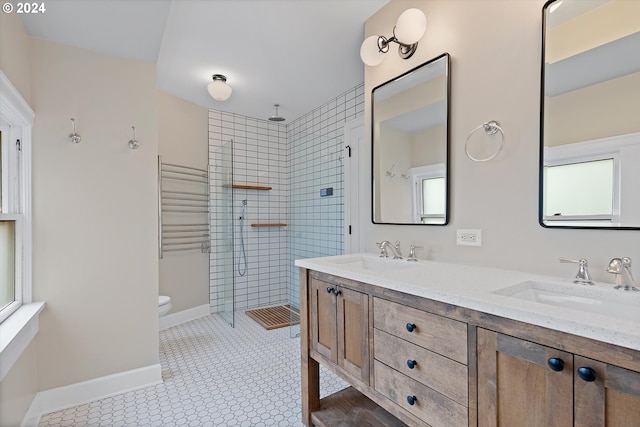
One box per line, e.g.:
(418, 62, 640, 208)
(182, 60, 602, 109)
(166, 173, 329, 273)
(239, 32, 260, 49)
(372, 53, 450, 225)
(540, 0, 640, 228)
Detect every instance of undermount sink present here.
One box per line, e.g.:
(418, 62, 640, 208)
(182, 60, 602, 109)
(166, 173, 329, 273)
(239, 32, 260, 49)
(493, 280, 639, 322)
(331, 255, 416, 272)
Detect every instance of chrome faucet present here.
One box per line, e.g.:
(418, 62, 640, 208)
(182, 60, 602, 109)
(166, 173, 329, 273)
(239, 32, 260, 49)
(559, 258, 594, 285)
(376, 241, 403, 259)
(407, 244, 423, 262)
(607, 257, 639, 291)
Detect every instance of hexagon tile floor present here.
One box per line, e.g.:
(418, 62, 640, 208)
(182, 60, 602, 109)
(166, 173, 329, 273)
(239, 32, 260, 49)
(38, 311, 348, 426)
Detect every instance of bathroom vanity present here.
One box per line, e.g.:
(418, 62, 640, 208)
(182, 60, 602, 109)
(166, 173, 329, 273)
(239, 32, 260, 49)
(296, 254, 640, 427)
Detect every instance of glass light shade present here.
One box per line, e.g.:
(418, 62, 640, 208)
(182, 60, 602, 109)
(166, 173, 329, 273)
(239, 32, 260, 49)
(360, 35, 386, 66)
(208, 79, 232, 101)
(395, 8, 427, 45)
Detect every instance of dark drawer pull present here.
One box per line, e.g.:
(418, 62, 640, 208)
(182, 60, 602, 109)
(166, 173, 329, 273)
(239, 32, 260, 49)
(578, 367, 596, 382)
(407, 395, 417, 406)
(333, 289, 341, 296)
(326, 287, 333, 294)
(406, 323, 416, 332)
(407, 359, 417, 369)
(547, 357, 564, 372)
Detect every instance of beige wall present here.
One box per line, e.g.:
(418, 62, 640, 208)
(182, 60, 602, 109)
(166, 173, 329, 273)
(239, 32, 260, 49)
(30, 38, 159, 390)
(0, 11, 30, 103)
(157, 91, 210, 313)
(0, 341, 38, 426)
(545, 72, 640, 146)
(363, 0, 639, 282)
(0, 13, 39, 427)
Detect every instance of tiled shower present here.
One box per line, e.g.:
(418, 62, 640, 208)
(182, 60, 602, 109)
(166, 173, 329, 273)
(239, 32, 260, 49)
(208, 84, 364, 315)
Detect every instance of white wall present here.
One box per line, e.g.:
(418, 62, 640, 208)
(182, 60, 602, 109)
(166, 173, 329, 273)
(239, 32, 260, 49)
(362, 0, 640, 282)
(30, 38, 159, 390)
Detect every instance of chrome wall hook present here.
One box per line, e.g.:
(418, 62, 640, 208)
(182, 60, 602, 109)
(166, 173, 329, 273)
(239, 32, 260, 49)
(128, 126, 139, 149)
(69, 118, 81, 144)
(386, 164, 396, 178)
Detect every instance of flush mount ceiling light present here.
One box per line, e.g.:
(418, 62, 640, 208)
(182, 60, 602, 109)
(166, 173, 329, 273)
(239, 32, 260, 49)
(207, 74, 232, 101)
(360, 8, 427, 67)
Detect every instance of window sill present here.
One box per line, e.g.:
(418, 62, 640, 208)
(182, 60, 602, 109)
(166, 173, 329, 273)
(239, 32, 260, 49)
(0, 302, 45, 382)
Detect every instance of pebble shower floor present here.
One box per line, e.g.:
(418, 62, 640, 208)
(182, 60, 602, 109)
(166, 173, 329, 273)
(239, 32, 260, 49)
(38, 312, 347, 426)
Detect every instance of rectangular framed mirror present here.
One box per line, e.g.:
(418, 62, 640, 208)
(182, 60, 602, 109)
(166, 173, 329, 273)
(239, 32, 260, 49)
(372, 53, 450, 225)
(540, 0, 640, 229)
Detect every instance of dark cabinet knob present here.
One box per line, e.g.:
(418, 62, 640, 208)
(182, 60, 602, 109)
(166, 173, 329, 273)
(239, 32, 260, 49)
(406, 323, 416, 332)
(547, 357, 564, 372)
(333, 289, 341, 296)
(407, 359, 417, 369)
(406, 395, 417, 406)
(578, 367, 596, 382)
(326, 287, 333, 294)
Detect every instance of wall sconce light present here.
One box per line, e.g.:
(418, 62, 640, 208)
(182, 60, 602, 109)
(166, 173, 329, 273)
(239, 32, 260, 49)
(207, 74, 232, 101)
(69, 118, 81, 144)
(128, 126, 139, 149)
(360, 8, 427, 66)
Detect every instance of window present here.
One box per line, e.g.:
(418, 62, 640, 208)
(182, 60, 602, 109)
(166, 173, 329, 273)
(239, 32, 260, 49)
(412, 164, 446, 224)
(0, 130, 24, 323)
(0, 72, 33, 325)
(543, 152, 619, 226)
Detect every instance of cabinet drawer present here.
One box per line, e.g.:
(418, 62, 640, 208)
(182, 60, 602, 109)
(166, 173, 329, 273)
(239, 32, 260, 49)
(373, 297, 468, 364)
(374, 360, 467, 427)
(374, 329, 468, 405)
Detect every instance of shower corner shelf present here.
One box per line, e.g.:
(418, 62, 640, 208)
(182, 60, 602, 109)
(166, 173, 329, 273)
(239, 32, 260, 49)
(222, 184, 272, 191)
(251, 223, 287, 228)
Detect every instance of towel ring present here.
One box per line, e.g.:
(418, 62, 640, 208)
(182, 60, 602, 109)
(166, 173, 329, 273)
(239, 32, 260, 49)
(464, 120, 505, 162)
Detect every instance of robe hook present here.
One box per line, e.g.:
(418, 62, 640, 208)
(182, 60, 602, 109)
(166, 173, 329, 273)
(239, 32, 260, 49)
(69, 118, 81, 144)
(128, 126, 139, 149)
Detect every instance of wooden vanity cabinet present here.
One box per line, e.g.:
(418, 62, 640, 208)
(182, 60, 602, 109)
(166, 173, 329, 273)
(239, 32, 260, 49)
(301, 267, 640, 427)
(477, 328, 640, 427)
(302, 269, 471, 427)
(309, 272, 369, 384)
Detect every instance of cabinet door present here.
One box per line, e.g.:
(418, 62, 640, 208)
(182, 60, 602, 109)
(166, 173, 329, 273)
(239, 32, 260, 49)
(336, 286, 369, 384)
(309, 277, 337, 362)
(574, 355, 640, 427)
(477, 328, 573, 427)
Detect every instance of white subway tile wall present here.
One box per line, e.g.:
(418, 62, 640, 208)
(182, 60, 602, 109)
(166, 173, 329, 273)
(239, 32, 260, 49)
(287, 84, 365, 312)
(209, 113, 289, 313)
(208, 84, 364, 315)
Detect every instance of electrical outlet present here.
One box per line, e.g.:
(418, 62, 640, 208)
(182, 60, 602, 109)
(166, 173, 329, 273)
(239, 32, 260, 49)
(456, 229, 482, 246)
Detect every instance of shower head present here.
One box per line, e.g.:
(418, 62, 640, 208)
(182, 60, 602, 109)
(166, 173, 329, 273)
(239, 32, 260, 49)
(268, 104, 285, 122)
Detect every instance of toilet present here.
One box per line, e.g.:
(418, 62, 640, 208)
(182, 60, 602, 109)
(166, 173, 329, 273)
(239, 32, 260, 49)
(158, 295, 172, 317)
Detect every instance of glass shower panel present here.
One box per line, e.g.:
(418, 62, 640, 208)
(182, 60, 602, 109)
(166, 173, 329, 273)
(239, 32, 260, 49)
(218, 139, 235, 327)
(289, 134, 344, 338)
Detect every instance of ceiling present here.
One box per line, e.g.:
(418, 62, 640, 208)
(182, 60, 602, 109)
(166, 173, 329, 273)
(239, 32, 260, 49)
(20, 0, 388, 122)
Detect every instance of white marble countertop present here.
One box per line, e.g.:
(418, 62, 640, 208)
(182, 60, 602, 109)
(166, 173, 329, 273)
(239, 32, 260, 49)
(295, 253, 640, 352)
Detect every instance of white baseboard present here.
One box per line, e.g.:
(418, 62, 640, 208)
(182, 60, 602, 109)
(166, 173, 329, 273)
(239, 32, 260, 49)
(21, 364, 162, 427)
(159, 304, 210, 331)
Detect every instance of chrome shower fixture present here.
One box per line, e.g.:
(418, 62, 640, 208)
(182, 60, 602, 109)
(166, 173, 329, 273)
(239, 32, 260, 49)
(128, 126, 139, 149)
(69, 118, 81, 144)
(268, 104, 285, 122)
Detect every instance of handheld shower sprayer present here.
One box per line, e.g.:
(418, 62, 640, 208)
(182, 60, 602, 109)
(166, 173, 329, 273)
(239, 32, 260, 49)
(237, 200, 248, 276)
